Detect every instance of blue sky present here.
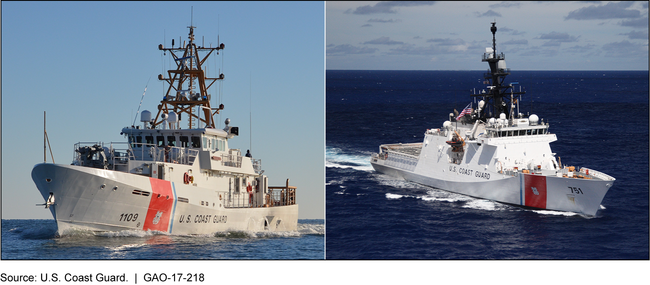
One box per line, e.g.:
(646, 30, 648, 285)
(2, 1, 324, 219)
(327, 1, 648, 70)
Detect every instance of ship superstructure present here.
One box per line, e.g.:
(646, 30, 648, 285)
(370, 22, 614, 216)
(32, 25, 298, 235)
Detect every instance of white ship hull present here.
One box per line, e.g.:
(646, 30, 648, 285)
(371, 129, 614, 216)
(32, 163, 298, 235)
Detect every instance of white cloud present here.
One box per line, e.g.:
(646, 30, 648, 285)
(346, 1, 437, 15)
(565, 1, 642, 20)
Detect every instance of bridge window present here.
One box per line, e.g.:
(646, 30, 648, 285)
(157, 136, 165, 147)
(167, 136, 176, 147)
(145, 136, 154, 145)
(180, 136, 189, 147)
(191, 136, 201, 148)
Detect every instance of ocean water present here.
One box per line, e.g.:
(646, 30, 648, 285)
(1, 219, 323, 259)
(326, 70, 649, 259)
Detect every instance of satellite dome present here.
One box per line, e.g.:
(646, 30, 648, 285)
(140, 110, 151, 122)
(168, 111, 177, 123)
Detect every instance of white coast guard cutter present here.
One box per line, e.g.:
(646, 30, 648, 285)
(32, 25, 298, 235)
(371, 22, 614, 216)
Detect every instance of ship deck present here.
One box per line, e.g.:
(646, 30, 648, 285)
(381, 143, 423, 158)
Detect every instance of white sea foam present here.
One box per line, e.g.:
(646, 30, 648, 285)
(386, 193, 404, 199)
(462, 199, 503, 211)
(298, 222, 325, 235)
(375, 176, 416, 190)
(326, 147, 373, 171)
(95, 229, 166, 238)
(531, 210, 578, 217)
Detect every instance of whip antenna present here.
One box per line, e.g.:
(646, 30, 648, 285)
(132, 75, 152, 126)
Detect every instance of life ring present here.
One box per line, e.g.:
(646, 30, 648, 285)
(183, 172, 189, 184)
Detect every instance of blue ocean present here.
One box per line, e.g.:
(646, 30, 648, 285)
(2, 219, 323, 259)
(326, 70, 648, 259)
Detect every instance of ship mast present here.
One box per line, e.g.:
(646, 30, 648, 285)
(475, 22, 525, 119)
(152, 25, 225, 129)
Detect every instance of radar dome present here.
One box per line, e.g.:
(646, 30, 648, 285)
(443, 121, 452, 129)
(499, 113, 506, 120)
(529, 114, 539, 125)
(497, 60, 507, 70)
(140, 110, 151, 122)
(167, 111, 177, 123)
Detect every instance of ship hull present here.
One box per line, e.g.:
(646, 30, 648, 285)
(32, 163, 298, 235)
(372, 160, 613, 216)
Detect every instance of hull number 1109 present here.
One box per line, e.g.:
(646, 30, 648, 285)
(119, 213, 139, 222)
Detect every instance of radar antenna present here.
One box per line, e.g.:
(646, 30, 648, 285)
(152, 24, 226, 129)
(473, 22, 525, 120)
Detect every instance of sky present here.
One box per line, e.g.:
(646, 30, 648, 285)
(327, 1, 649, 70)
(2, 2, 325, 220)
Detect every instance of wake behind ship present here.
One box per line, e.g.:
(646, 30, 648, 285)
(370, 22, 615, 216)
(32, 25, 298, 235)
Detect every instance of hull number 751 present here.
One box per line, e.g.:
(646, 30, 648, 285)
(568, 187, 583, 194)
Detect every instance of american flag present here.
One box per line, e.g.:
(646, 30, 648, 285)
(456, 103, 472, 120)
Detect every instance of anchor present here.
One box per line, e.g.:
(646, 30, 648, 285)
(36, 192, 55, 208)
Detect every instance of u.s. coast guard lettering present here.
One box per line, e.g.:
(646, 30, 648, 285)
(178, 214, 227, 224)
(449, 166, 490, 180)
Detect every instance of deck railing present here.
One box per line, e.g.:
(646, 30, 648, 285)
(73, 141, 199, 170)
(225, 179, 296, 209)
